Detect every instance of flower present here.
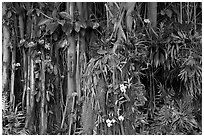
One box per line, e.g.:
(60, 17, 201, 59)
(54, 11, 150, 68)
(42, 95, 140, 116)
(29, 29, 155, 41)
(120, 84, 127, 93)
(106, 118, 116, 127)
(15, 63, 20, 67)
(45, 43, 50, 50)
(20, 39, 25, 44)
(118, 115, 124, 121)
(111, 118, 116, 123)
(106, 119, 111, 124)
(27, 41, 35, 47)
(38, 51, 41, 54)
(107, 122, 112, 127)
(38, 39, 44, 44)
(144, 19, 150, 23)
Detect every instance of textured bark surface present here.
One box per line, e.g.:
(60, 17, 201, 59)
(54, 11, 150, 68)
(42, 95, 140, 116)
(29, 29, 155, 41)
(2, 3, 10, 93)
(148, 2, 157, 28)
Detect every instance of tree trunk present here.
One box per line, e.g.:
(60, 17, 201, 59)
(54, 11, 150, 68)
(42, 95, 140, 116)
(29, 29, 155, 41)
(60, 3, 77, 134)
(125, 2, 136, 32)
(147, 2, 157, 28)
(2, 3, 10, 94)
(40, 49, 47, 134)
(18, 6, 28, 112)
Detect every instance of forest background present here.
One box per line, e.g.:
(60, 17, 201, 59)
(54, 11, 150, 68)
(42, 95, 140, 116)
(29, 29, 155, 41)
(1, 1, 202, 135)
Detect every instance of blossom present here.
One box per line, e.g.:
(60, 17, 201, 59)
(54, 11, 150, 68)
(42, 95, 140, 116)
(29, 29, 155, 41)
(111, 118, 116, 123)
(28, 41, 35, 47)
(144, 19, 150, 23)
(38, 39, 44, 44)
(15, 63, 21, 67)
(106, 119, 111, 124)
(106, 118, 116, 127)
(45, 43, 50, 50)
(120, 84, 127, 93)
(107, 122, 112, 127)
(20, 39, 25, 44)
(118, 115, 124, 121)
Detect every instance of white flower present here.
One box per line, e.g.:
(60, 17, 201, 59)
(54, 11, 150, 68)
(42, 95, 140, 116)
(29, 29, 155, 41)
(106, 119, 111, 124)
(45, 43, 50, 50)
(38, 39, 44, 44)
(107, 122, 112, 127)
(35, 59, 41, 63)
(28, 41, 35, 47)
(111, 118, 116, 123)
(106, 119, 113, 127)
(118, 115, 124, 121)
(20, 39, 25, 44)
(120, 84, 127, 93)
(144, 19, 150, 23)
(15, 63, 20, 67)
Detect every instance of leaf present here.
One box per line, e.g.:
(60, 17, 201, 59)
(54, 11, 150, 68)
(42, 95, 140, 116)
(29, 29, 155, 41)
(37, 2, 45, 8)
(7, 11, 12, 18)
(46, 91, 50, 102)
(160, 10, 165, 15)
(62, 22, 73, 35)
(81, 21, 87, 29)
(57, 20, 65, 26)
(49, 110, 54, 115)
(93, 22, 99, 29)
(48, 90, 54, 97)
(154, 52, 159, 68)
(97, 49, 107, 55)
(36, 91, 41, 102)
(52, 9, 58, 20)
(53, 65, 58, 75)
(36, 9, 41, 16)
(159, 53, 165, 65)
(75, 21, 81, 32)
(27, 8, 34, 16)
(53, 32, 58, 41)
(59, 11, 71, 20)
(46, 22, 59, 34)
(38, 18, 52, 26)
(166, 9, 172, 18)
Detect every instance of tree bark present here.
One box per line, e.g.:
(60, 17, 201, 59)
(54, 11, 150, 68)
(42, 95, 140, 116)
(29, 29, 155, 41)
(40, 49, 47, 134)
(125, 2, 136, 32)
(147, 2, 157, 28)
(61, 3, 77, 134)
(2, 3, 10, 93)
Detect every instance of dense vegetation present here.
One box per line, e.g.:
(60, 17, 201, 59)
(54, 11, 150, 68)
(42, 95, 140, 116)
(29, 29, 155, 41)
(2, 2, 202, 135)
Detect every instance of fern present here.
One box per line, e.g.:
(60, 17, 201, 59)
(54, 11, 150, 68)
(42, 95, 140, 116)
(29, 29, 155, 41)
(2, 92, 9, 113)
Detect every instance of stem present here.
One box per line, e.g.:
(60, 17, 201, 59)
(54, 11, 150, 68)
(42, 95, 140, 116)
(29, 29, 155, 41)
(180, 2, 182, 24)
(120, 121, 125, 135)
(187, 2, 190, 23)
(11, 11, 18, 110)
(76, 35, 81, 98)
(25, 48, 31, 128)
(68, 95, 76, 135)
(194, 2, 196, 31)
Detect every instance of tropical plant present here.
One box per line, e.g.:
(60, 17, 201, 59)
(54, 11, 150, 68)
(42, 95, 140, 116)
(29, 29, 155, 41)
(2, 2, 202, 135)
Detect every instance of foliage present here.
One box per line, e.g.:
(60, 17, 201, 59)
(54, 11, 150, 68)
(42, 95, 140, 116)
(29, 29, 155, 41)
(2, 2, 202, 135)
(2, 102, 26, 135)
